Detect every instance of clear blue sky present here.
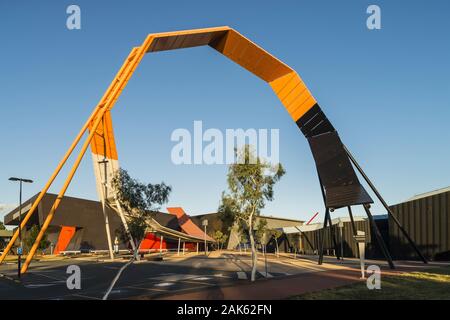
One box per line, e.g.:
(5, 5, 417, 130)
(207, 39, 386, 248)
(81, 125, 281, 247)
(1, 1, 449, 224)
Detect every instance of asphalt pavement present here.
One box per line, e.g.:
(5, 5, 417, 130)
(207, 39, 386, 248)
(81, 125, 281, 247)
(0, 252, 294, 300)
(1, 251, 444, 300)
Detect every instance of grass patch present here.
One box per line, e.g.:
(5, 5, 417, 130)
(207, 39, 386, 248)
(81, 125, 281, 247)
(291, 266, 450, 300)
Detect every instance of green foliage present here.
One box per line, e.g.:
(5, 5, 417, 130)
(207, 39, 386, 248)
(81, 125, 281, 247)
(217, 203, 235, 235)
(24, 225, 50, 253)
(111, 168, 171, 245)
(219, 146, 285, 227)
(213, 230, 224, 242)
(218, 145, 285, 280)
(212, 230, 228, 249)
(0, 222, 5, 248)
(255, 218, 268, 243)
(267, 228, 283, 256)
(268, 228, 283, 240)
(121, 216, 148, 245)
(239, 231, 248, 244)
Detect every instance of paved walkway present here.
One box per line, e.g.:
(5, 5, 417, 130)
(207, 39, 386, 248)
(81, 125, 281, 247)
(151, 267, 362, 300)
(147, 253, 447, 300)
(2, 250, 445, 300)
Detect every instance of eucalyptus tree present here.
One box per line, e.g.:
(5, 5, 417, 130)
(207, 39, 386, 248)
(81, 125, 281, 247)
(111, 168, 171, 258)
(218, 146, 285, 281)
(268, 228, 283, 257)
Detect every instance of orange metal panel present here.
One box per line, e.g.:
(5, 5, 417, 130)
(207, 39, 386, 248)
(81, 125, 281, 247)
(88, 27, 318, 159)
(167, 207, 214, 241)
(291, 95, 317, 120)
(284, 86, 308, 111)
(219, 30, 247, 60)
(270, 72, 316, 121)
(148, 26, 229, 39)
(210, 29, 292, 82)
(277, 75, 303, 102)
(270, 72, 296, 93)
(147, 27, 228, 52)
(139, 233, 167, 251)
(89, 111, 118, 160)
(54, 226, 76, 254)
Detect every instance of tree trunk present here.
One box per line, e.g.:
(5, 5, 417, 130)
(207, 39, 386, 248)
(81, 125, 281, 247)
(134, 238, 141, 261)
(248, 215, 257, 282)
(275, 238, 279, 257)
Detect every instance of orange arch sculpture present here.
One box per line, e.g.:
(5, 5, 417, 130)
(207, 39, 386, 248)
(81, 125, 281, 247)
(0, 26, 426, 274)
(89, 26, 319, 164)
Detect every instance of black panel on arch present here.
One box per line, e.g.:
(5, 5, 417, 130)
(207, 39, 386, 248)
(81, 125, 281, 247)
(308, 131, 373, 208)
(296, 103, 335, 138)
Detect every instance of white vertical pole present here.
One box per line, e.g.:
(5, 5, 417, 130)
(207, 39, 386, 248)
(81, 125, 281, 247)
(113, 197, 136, 252)
(204, 225, 207, 255)
(359, 241, 365, 278)
(177, 237, 181, 256)
(99, 141, 135, 253)
(159, 235, 163, 255)
(196, 242, 199, 255)
(106, 160, 136, 253)
(182, 242, 185, 255)
(98, 158, 114, 260)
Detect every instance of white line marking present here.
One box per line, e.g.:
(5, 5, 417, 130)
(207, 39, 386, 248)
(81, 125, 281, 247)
(109, 289, 125, 294)
(155, 282, 175, 287)
(102, 255, 135, 300)
(126, 285, 168, 292)
(214, 273, 232, 278)
(72, 293, 102, 300)
(24, 283, 58, 288)
(34, 273, 64, 281)
(50, 280, 67, 284)
(192, 277, 211, 281)
(148, 274, 198, 281)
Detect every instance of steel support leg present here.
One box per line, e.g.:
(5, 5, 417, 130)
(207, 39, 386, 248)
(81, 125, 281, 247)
(316, 169, 331, 265)
(347, 206, 360, 257)
(0, 107, 99, 264)
(318, 209, 329, 265)
(363, 204, 395, 269)
(347, 206, 358, 237)
(327, 212, 340, 260)
(20, 44, 148, 274)
(344, 145, 427, 264)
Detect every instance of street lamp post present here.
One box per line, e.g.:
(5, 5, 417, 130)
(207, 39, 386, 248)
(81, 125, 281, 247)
(8, 177, 33, 278)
